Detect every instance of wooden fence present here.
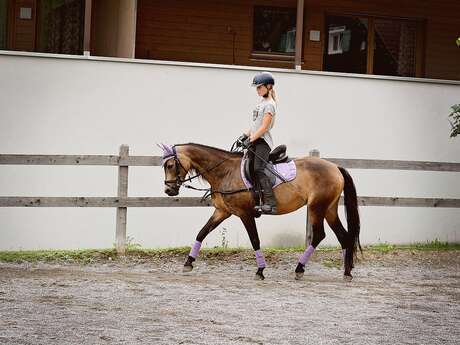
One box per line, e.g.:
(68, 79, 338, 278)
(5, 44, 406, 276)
(1, 145, 459, 253)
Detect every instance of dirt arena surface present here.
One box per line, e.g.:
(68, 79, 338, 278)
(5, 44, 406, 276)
(0, 249, 459, 345)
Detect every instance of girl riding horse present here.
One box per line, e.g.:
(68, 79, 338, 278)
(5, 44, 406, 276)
(240, 71, 278, 215)
(158, 73, 361, 281)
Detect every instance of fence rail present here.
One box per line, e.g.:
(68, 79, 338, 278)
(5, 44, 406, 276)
(0, 196, 459, 208)
(1, 145, 459, 253)
(1, 154, 460, 171)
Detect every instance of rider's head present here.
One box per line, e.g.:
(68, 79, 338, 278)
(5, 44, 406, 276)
(251, 71, 276, 102)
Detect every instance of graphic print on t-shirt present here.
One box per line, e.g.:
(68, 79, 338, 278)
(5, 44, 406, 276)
(253, 106, 260, 121)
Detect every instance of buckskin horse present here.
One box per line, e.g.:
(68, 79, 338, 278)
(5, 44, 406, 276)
(158, 142, 361, 281)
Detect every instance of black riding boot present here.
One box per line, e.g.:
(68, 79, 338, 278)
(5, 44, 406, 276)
(255, 174, 277, 214)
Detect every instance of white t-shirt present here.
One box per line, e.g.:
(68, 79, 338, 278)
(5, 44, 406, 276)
(250, 97, 276, 149)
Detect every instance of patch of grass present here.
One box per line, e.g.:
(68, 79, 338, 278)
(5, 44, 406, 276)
(411, 239, 459, 251)
(366, 239, 460, 252)
(0, 240, 458, 263)
(321, 258, 342, 269)
(0, 248, 117, 263)
(366, 242, 396, 253)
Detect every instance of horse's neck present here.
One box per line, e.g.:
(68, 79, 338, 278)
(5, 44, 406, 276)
(180, 145, 237, 187)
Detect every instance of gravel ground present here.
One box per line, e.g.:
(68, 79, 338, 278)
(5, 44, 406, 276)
(0, 250, 459, 345)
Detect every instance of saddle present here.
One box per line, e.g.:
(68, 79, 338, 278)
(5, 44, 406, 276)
(268, 144, 289, 164)
(241, 144, 297, 190)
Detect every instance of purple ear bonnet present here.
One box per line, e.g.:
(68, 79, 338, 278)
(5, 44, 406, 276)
(156, 143, 176, 166)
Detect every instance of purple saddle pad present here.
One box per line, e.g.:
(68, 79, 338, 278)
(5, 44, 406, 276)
(240, 157, 297, 189)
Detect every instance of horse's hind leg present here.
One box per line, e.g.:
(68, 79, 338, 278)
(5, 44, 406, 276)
(295, 204, 326, 280)
(325, 203, 353, 279)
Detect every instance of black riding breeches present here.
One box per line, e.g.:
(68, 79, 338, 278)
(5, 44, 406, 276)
(248, 138, 271, 180)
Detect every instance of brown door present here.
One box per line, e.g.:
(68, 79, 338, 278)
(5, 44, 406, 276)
(7, 0, 37, 51)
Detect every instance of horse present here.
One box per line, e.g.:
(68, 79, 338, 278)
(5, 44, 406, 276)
(158, 142, 361, 281)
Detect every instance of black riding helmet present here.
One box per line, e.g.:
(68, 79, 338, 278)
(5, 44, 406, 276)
(251, 71, 275, 87)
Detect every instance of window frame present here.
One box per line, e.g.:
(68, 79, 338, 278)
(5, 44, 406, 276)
(323, 12, 425, 78)
(250, 4, 303, 63)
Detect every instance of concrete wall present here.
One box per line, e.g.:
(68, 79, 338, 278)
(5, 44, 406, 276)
(0, 52, 459, 250)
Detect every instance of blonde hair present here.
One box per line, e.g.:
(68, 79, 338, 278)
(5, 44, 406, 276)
(267, 85, 277, 104)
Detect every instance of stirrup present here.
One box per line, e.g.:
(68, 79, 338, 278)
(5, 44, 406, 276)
(254, 204, 277, 214)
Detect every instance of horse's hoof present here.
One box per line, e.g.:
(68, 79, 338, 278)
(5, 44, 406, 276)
(295, 263, 305, 280)
(343, 274, 353, 282)
(255, 268, 265, 280)
(183, 255, 195, 273)
(255, 272, 265, 280)
(182, 264, 193, 273)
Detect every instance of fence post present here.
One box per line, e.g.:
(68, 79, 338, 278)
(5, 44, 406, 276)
(116, 144, 129, 255)
(305, 149, 320, 247)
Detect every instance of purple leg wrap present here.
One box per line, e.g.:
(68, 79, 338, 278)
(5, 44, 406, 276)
(255, 249, 266, 268)
(342, 248, 346, 268)
(189, 240, 202, 258)
(299, 245, 315, 266)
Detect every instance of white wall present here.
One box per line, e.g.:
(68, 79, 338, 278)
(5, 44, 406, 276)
(0, 53, 459, 250)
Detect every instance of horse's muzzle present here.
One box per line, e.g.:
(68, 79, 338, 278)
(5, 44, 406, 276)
(165, 186, 179, 196)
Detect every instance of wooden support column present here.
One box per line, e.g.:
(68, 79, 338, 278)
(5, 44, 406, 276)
(305, 149, 320, 247)
(83, 0, 92, 56)
(116, 144, 129, 255)
(367, 17, 375, 74)
(294, 0, 305, 70)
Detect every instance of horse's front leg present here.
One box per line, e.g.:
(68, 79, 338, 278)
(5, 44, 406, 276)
(240, 215, 266, 280)
(183, 208, 231, 272)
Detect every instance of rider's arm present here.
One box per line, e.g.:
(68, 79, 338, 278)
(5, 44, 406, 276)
(250, 112, 273, 141)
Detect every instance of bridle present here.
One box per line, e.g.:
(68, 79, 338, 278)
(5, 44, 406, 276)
(162, 145, 186, 188)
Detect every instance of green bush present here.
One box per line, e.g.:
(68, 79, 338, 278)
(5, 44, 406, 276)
(448, 104, 460, 138)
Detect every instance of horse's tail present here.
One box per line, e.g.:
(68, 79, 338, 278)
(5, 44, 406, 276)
(338, 166, 362, 269)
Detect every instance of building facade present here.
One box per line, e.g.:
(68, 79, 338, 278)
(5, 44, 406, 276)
(1, 0, 459, 81)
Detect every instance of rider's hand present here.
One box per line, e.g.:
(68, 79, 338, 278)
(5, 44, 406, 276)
(241, 137, 252, 149)
(237, 133, 248, 147)
(238, 133, 248, 142)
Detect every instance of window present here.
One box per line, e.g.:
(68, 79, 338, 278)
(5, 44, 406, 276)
(253, 6, 297, 57)
(36, 0, 85, 55)
(324, 14, 421, 77)
(373, 19, 417, 77)
(324, 16, 368, 74)
(0, 0, 84, 54)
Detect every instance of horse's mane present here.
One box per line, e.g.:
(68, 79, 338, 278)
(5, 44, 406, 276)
(173, 143, 243, 186)
(174, 142, 244, 157)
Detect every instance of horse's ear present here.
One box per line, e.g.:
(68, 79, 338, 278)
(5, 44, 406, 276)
(156, 143, 166, 152)
(163, 144, 175, 156)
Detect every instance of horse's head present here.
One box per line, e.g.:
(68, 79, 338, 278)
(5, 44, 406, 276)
(157, 143, 189, 196)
